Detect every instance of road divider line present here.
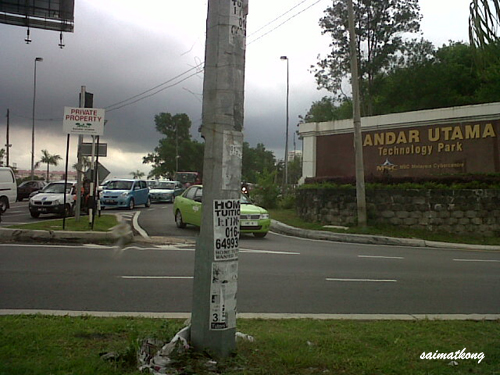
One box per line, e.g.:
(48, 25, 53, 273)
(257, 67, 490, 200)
(358, 255, 404, 260)
(453, 259, 500, 263)
(326, 278, 397, 283)
(240, 249, 300, 255)
(133, 212, 149, 239)
(120, 276, 193, 279)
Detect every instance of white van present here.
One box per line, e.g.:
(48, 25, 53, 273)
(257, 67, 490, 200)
(0, 167, 17, 213)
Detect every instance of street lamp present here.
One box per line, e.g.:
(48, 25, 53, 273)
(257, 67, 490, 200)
(280, 55, 289, 192)
(31, 57, 43, 180)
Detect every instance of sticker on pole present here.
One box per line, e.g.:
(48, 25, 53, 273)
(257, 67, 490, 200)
(210, 261, 238, 330)
(213, 199, 240, 260)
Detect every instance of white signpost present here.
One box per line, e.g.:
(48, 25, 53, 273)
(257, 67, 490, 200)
(63, 107, 105, 136)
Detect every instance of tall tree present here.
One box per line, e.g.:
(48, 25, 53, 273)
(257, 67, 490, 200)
(143, 113, 204, 178)
(312, 0, 422, 115)
(35, 150, 62, 182)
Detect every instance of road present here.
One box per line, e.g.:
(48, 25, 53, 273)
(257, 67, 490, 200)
(1, 200, 499, 314)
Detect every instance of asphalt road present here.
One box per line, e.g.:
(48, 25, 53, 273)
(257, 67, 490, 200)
(1, 235, 499, 314)
(1, 201, 499, 315)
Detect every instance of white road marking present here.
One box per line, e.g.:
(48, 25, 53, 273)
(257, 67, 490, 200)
(453, 259, 500, 263)
(240, 249, 300, 255)
(326, 278, 397, 283)
(120, 276, 193, 279)
(133, 212, 149, 239)
(358, 255, 404, 260)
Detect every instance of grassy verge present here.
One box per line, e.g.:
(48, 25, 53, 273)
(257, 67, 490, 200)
(0, 315, 498, 375)
(269, 208, 500, 246)
(7, 214, 118, 232)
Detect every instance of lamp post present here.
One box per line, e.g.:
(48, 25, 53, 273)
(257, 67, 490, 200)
(280, 55, 289, 193)
(31, 57, 43, 180)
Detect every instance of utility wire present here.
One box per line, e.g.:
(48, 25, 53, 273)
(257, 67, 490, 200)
(102, 0, 325, 113)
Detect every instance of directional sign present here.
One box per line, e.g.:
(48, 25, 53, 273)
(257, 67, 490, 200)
(85, 162, 110, 184)
(63, 107, 105, 135)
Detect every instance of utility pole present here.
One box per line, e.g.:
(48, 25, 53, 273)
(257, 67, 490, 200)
(5, 109, 11, 167)
(347, 0, 367, 227)
(190, 0, 248, 357)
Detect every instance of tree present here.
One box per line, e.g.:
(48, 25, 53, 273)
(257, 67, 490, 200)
(312, 0, 422, 115)
(371, 41, 500, 114)
(130, 170, 145, 179)
(143, 113, 204, 178)
(241, 142, 276, 183)
(469, 0, 500, 50)
(35, 150, 62, 182)
(304, 96, 353, 123)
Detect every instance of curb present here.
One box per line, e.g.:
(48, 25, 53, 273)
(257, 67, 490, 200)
(1, 309, 499, 321)
(0, 214, 134, 245)
(270, 220, 500, 251)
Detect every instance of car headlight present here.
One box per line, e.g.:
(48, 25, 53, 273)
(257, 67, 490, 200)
(120, 192, 129, 197)
(53, 199, 60, 206)
(261, 213, 270, 219)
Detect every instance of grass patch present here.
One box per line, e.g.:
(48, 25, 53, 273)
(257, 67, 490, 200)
(0, 315, 498, 374)
(269, 209, 500, 246)
(7, 214, 118, 232)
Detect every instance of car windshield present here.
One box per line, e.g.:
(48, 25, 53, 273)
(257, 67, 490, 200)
(241, 194, 252, 204)
(106, 181, 133, 190)
(43, 183, 71, 194)
(156, 182, 175, 189)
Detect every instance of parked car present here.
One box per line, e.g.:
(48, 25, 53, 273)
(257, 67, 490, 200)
(17, 180, 47, 201)
(0, 167, 17, 213)
(173, 185, 271, 238)
(149, 180, 184, 203)
(28, 181, 76, 218)
(100, 179, 150, 210)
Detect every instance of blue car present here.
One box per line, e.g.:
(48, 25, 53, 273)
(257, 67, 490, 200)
(100, 179, 150, 210)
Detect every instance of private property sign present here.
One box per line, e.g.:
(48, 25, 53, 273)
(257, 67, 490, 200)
(63, 107, 105, 135)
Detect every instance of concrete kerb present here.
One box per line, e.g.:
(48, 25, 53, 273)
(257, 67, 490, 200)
(270, 220, 500, 251)
(1, 310, 499, 321)
(0, 214, 134, 245)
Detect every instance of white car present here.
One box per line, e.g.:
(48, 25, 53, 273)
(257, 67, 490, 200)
(149, 180, 184, 203)
(28, 181, 77, 218)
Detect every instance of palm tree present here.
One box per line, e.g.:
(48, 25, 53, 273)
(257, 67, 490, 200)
(35, 150, 62, 182)
(130, 170, 145, 179)
(469, 0, 499, 49)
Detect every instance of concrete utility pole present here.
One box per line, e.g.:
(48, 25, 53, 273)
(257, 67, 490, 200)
(191, 0, 248, 357)
(347, 0, 367, 227)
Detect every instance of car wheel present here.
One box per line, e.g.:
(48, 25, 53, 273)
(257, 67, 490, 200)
(30, 211, 40, 218)
(128, 199, 135, 210)
(145, 197, 151, 208)
(253, 232, 267, 238)
(175, 210, 186, 228)
(0, 197, 8, 213)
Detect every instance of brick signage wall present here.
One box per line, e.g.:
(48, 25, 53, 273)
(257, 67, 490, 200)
(316, 120, 500, 178)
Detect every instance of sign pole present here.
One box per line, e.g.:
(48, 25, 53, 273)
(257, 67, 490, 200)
(190, 0, 248, 357)
(62, 134, 70, 229)
(75, 86, 85, 221)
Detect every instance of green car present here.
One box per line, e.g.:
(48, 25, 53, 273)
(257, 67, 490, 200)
(173, 185, 271, 238)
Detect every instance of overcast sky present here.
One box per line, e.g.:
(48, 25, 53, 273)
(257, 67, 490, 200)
(0, 0, 470, 179)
